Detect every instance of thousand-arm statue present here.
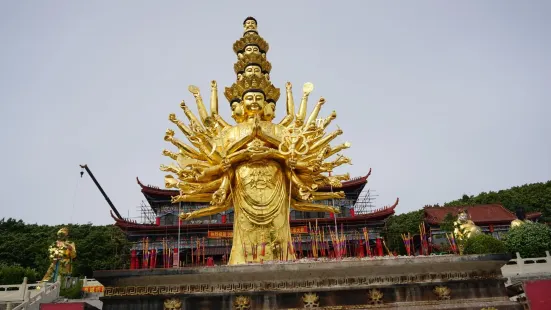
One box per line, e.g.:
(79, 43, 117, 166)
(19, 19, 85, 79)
(162, 17, 352, 265)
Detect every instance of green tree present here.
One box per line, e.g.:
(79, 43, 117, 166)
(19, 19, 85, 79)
(504, 222, 551, 258)
(0, 264, 40, 285)
(440, 212, 456, 233)
(0, 218, 131, 279)
(384, 210, 424, 254)
(463, 234, 506, 255)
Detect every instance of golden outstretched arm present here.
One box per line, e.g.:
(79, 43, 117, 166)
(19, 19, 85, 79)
(179, 201, 231, 221)
(292, 201, 340, 214)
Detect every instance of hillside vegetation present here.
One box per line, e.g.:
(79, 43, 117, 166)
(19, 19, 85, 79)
(444, 180, 551, 222)
(0, 218, 130, 283)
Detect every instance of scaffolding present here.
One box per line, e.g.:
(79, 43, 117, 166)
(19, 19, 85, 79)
(137, 201, 156, 224)
(354, 189, 379, 215)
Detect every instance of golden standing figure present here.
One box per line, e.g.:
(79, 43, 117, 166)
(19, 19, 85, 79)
(163, 17, 351, 265)
(42, 227, 77, 282)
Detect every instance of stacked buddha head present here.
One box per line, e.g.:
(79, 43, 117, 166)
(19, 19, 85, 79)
(225, 17, 280, 123)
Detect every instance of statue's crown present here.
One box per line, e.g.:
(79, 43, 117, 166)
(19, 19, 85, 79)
(57, 227, 69, 235)
(234, 54, 272, 74)
(224, 75, 280, 104)
(233, 34, 269, 54)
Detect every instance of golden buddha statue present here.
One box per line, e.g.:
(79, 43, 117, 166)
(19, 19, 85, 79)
(454, 209, 482, 239)
(42, 227, 77, 282)
(162, 17, 351, 265)
(511, 206, 531, 228)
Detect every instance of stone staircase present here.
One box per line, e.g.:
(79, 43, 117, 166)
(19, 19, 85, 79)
(0, 278, 60, 310)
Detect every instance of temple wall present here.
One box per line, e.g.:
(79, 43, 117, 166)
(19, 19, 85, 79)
(96, 254, 523, 310)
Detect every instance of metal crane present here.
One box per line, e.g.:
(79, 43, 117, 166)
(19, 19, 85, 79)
(79, 164, 123, 219)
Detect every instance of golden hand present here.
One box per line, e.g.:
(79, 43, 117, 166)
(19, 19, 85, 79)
(188, 85, 200, 98)
(221, 158, 231, 172)
(168, 113, 177, 123)
(253, 115, 262, 135)
(286, 157, 297, 169)
(212, 188, 227, 205)
(164, 129, 175, 141)
(302, 82, 314, 96)
(286, 81, 292, 91)
(179, 212, 192, 221)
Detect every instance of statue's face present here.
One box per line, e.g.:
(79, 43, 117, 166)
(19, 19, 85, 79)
(244, 65, 262, 78)
(231, 102, 245, 122)
(242, 91, 266, 117)
(262, 102, 275, 121)
(244, 19, 257, 32)
(458, 212, 468, 222)
(243, 45, 260, 56)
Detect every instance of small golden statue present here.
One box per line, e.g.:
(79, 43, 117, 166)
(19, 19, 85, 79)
(511, 206, 531, 228)
(454, 209, 482, 239)
(453, 209, 481, 254)
(234, 296, 251, 310)
(368, 289, 383, 304)
(163, 298, 182, 310)
(302, 292, 320, 308)
(163, 17, 350, 265)
(433, 286, 451, 300)
(42, 227, 77, 282)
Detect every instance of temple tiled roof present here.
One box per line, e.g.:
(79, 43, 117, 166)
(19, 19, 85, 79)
(424, 204, 542, 225)
(111, 199, 397, 233)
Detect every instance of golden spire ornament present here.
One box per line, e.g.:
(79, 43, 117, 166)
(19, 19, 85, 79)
(162, 17, 352, 265)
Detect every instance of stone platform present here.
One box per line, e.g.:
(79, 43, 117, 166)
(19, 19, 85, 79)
(94, 254, 521, 310)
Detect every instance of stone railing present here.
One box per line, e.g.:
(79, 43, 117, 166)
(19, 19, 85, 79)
(501, 251, 551, 279)
(1, 280, 60, 310)
(0, 277, 29, 303)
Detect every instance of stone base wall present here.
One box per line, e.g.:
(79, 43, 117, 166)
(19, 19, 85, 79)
(95, 254, 522, 310)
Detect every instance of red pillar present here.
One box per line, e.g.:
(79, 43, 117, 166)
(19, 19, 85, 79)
(150, 249, 157, 268)
(358, 240, 365, 258)
(376, 238, 383, 256)
(155, 217, 161, 226)
(221, 214, 227, 223)
(173, 248, 179, 268)
(130, 250, 137, 269)
(350, 209, 355, 217)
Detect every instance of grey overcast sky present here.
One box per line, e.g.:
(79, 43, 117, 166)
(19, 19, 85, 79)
(1, 1, 550, 225)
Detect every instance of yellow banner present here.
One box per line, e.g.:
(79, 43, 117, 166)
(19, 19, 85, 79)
(208, 226, 308, 239)
(291, 226, 309, 234)
(82, 286, 104, 293)
(207, 230, 233, 239)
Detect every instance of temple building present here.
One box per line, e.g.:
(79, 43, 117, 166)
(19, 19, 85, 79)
(424, 204, 542, 242)
(111, 169, 400, 268)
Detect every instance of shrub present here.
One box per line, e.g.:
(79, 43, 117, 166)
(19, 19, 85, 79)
(60, 277, 83, 299)
(0, 264, 40, 285)
(463, 234, 506, 255)
(504, 222, 551, 258)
